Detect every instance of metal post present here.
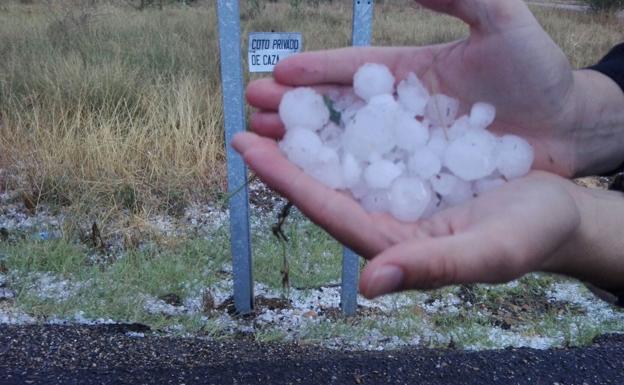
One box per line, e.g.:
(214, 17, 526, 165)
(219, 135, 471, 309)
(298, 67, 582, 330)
(217, 0, 253, 314)
(341, 0, 375, 317)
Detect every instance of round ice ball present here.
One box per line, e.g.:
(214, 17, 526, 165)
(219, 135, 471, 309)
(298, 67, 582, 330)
(364, 159, 402, 189)
(353, 63, 395, 102)
(496, 135, 534, 179)
(427, 127, 448, 160)
(408, 146, 441, 180)
(469, 102, 496, 129)
(447, 115, 471, 141)
(342, 152, 362, 188)
(444, 129, 497, 181)
(397, 72, 429, 117)
(431, 172, 459, 196)
(304, 147, 345, 189)
(279, 87, 329, 131)
(394, 112, 429, 152)
(425, 94, 459, 128)
(279, 127, 323, 169)
(361, 189, 391, 213)
(342, 104, 396, 161)
(389, 177, 432, 222)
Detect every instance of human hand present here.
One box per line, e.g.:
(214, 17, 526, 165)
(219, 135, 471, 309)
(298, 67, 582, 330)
(247, 0, 583, 176)
(233, 132, 589, 298)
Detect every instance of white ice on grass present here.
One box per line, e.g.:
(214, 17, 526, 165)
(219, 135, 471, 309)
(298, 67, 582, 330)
(277, 63, 535, 222)
(353, 63, 395, 101)
(279, 87, 329, 131)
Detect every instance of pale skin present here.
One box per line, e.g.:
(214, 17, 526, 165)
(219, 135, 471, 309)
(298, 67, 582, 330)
(233, 0, 624, 298)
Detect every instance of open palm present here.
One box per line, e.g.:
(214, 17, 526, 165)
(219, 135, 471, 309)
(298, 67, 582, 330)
(233, 133, 581, 298)
(246, 0, 579, 176)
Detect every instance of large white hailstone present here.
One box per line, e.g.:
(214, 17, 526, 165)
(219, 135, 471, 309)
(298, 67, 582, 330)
(368, 94, 402, 124)
(397, 72, 429, 117)
(427, 127, 449, 160)
(496, 135, 534, 179)
(469, 102, 496, 129)
(474, 176, 506, 195)
(319, 122, 343, 149)
(408, 146, 441, 180)
(342, 104, 396, 161)
(425, 94, 459, 128)
(341, 152, 362, 188)
(394, 112, 429, 152)
(361, 189, 391, 213)
(447, 115, 471, 141)
(279, 87, 329, 131)
(444, 128, 498, 181)
(304, 147, 345, 189)
(389, 177, 432, 222)
(364, 160, 402, 189)
(279, 128, 323, 169)
(431, 172, 460, 196)
(353, 63, 395, 102)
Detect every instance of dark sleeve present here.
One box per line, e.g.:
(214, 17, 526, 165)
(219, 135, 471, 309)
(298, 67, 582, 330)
(588, 42, 624, 93)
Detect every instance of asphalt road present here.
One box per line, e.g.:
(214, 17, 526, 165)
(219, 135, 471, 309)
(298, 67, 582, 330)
(1, 324, 623, 385)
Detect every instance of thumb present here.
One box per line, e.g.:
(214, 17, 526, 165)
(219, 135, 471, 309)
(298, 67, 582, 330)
(359, 233, 518, 298)
(415, 0, 535, 33)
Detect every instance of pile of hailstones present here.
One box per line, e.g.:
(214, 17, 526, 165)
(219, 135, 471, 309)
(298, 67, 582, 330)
(278, 63, 534, 222)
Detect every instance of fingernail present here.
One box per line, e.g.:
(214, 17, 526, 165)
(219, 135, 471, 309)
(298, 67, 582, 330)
(365, 265, 404, 298)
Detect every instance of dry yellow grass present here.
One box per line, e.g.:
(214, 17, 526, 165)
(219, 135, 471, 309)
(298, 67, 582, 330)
(0, 0, 621, 236)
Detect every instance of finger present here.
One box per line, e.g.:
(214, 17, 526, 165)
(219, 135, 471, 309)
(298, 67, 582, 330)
(246, 78, 353, 110)
(232, 132, 392, 256)
(274, 46, 435, 86)
(249, 111, 285, 139)
(415, 0, 533, 33)
(359, 232, 518, 298)
(246, 78, 293, 110)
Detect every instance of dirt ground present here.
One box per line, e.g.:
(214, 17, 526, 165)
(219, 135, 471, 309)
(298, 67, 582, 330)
(1, 324, 624, 385)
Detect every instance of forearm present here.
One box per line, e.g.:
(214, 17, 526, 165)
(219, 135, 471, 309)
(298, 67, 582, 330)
(544, 182, 624, 292)
(568, 69, 624, 177)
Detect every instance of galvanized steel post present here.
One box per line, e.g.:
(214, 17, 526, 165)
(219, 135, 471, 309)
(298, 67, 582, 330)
(217, 0, 253, 314)
(341, 0, 375, 317)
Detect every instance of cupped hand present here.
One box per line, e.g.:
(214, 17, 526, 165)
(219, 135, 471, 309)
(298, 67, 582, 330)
(247, 0, 581, 176)
(233, 132, 582, 298)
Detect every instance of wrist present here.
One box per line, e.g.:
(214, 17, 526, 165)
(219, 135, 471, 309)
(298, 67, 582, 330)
(543, 181, 624, 291)
(566, 69, 624, 177)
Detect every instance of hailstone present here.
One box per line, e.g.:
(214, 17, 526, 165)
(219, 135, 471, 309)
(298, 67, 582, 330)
(276, 63, 535, 223)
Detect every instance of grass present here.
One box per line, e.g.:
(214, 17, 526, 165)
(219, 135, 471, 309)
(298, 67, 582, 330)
(0, 0, 622, 237)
